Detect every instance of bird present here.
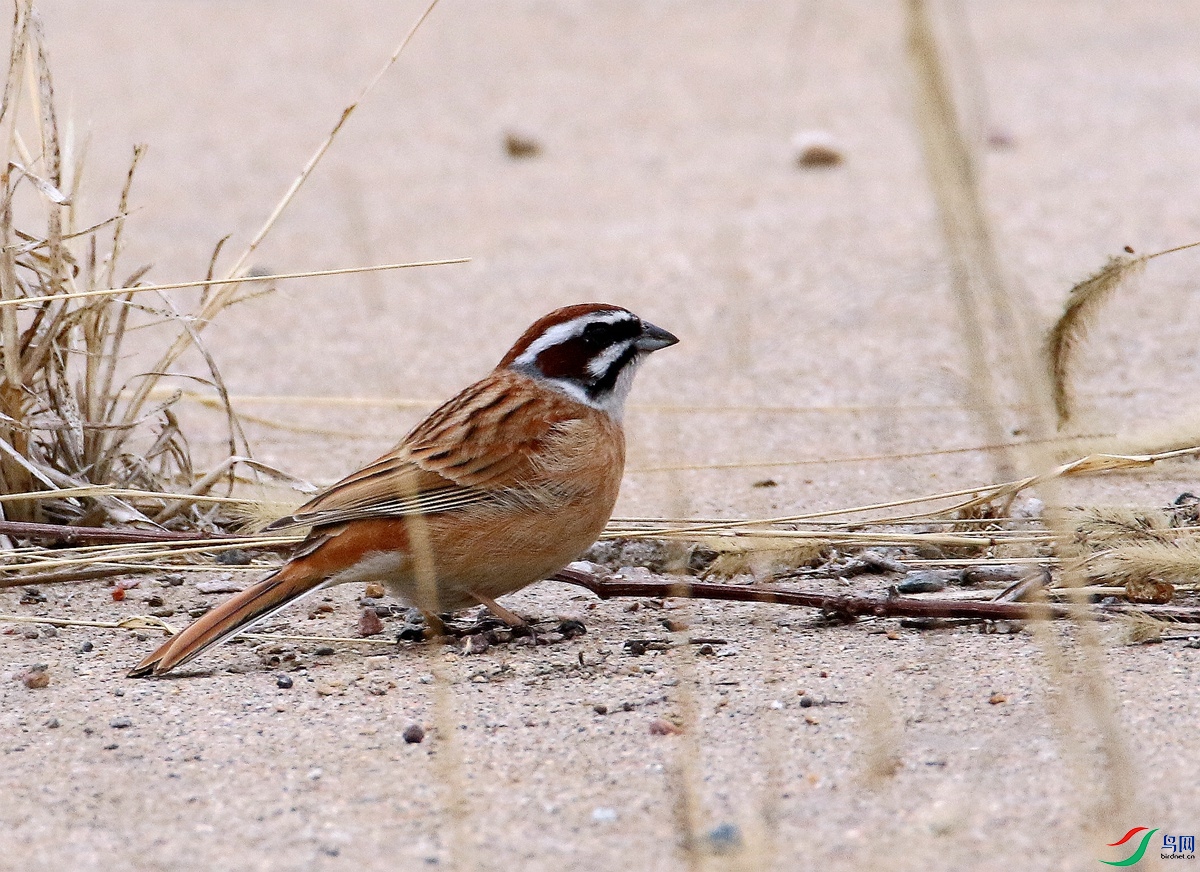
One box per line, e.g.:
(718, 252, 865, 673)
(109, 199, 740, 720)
(130, 303, 678, 677)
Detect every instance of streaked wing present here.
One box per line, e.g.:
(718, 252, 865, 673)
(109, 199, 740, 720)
(265, 371, 569, 531)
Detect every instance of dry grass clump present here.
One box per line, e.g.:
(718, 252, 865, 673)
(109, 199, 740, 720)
(1090, 541, 1200, 590)
(700, 537, 831, 581)
(0, 4, 259, 532)
(1071, 506, 1175, 547)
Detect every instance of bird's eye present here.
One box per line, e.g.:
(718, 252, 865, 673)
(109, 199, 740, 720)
(582, 322, 612, 344)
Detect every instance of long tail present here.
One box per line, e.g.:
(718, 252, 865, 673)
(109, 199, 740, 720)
(128, 559, 328, 678)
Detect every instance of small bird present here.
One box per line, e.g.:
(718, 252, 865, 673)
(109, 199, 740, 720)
(131, 303, 677, 676)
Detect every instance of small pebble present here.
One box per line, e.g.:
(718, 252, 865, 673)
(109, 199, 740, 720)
(897, 571, 954, 594)
(163, 573, 186, 587)
(22, 627, 38, 639)
(45, 718, 59, 729)
(314, 646, 336, 656)
(792, 129, 844, 167)
(557, 619, 586, 639)
(364, 583, 386, 598)
(751, 479, 778, 488)
(591, 807, 618, 823)
(662, 618, 689, 632)
(1125, 579, 1174, 605)
(307, 768, 323, 781)
(504, 130, 542, 159)
(649, 719, 682, 736)
(461, 634, 490, 655)
(397, 622, 427, 642)
(15, 665, 49, 689)
(842, 551, 908, 576)
(697, 644, 715, 656)
(215, 549, 251, 566)
(20, 587, 46, 604)
(403, 723, 426, 744)
(110, 717, 132, 729)
(988, 692, 1008, 705)
(103, 743, 118, 751)
(593, 704, 608, 715)
(358, 608, 385, 637)
(535, 632, 564, 646)
(197, 578, 245, 595)
(986, 127, 1016, 150)
(799, 696, 815, 708)
(706, 823, 743, 855)
(276, 674, 294, 689)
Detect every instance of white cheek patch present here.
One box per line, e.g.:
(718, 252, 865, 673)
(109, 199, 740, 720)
(587, 340, 633, 378)
(542, 353, 645, 420)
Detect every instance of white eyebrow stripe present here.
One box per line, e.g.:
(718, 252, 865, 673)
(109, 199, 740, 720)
(512, 311, 631, 367)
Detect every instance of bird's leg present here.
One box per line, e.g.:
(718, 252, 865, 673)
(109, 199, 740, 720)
(421, 610, 449, 638)
(470, 591, 526, 628)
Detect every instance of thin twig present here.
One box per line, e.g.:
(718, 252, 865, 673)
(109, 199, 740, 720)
(0, 258, 469, 309)
(550, 566, 1200, 624)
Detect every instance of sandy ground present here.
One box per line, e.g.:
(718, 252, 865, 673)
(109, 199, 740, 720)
(3, 2, 1200, 869)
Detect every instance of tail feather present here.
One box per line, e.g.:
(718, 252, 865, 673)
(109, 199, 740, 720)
(129, 562, 328, 677)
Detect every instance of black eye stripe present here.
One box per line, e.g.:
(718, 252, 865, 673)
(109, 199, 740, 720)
(580, 317, 640, 345)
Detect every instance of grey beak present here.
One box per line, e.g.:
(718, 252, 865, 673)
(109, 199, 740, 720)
(636, 320, 679, 352)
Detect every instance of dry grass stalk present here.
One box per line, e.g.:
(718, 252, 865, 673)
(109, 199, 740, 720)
(115, 0, 447, 441)
(860, 678, 903, 785)
(1047, 254, 1145, 426)
(906, 0, 1143, 828)
(0, 258, 468, 311)
(904, 0, 1048, 478)
(1047, 237, 1200, 428)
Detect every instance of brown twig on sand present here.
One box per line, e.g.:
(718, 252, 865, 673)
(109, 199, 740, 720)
(550, 565, 1200, 624)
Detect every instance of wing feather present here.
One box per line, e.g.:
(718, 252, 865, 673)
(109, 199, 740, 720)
(264, 371, 573, 532)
